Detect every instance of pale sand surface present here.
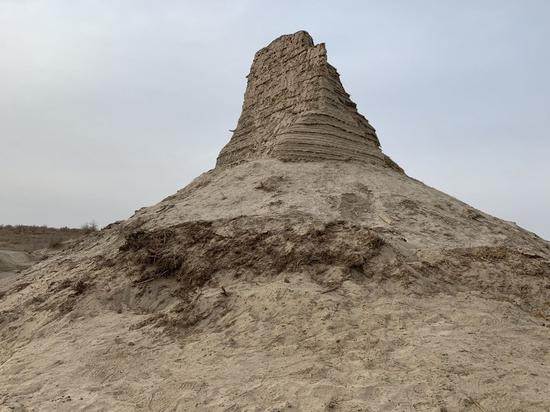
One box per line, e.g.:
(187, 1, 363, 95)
(1, 160, 548, 411)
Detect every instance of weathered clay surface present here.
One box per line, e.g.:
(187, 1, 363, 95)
(217, 31, 399, 169)
(0, 32, 549, 411)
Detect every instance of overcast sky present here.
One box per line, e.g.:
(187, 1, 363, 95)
(1, 0, 549, 239)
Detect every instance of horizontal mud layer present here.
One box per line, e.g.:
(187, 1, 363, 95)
(119, 216, 387, 291)
(215, 31, 396, 169)
(119, 215, 550, 320)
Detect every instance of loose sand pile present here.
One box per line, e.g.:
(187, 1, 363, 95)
(1, 32, 548, 411)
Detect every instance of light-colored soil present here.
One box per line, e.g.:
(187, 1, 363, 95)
(1, 31, 548, 411)
(1, 159, 548, 411)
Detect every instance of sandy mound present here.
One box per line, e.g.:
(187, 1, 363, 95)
(0, 31, 548, 411)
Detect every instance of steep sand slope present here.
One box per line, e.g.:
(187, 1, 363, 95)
(1, 159, 548, 411)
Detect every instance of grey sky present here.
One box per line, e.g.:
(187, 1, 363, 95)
(1, 0, 549, 239)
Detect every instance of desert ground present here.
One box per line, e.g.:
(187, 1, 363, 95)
(1, 159, 549, 411)
(1, 31, 548, 411)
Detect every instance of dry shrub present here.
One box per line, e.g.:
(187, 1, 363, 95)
(72, 279, 88, 295)
(120, 216, 386, 292)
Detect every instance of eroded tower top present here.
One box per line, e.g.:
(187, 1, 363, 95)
(216, 31, 399, 170)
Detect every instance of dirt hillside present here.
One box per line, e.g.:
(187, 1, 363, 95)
(0, 32, 548, 412)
